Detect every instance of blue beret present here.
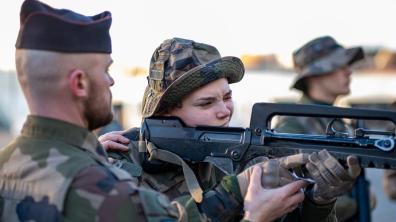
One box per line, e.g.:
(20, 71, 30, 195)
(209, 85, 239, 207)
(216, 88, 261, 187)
(16, 0, 112, 53)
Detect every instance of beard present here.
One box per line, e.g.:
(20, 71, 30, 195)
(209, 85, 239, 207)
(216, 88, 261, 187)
(84, 86, 114, 131)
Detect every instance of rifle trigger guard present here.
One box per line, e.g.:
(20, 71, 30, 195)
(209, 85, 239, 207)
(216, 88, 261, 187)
(374, 138, 395, 151)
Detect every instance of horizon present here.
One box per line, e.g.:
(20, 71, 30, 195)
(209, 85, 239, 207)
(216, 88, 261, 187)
(1, 0, 396, 73)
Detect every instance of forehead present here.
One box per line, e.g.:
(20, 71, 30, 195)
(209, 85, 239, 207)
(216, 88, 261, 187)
(188, 78, 230, 98)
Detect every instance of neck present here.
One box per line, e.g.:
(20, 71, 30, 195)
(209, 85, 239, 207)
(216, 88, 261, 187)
(28, 99, 87, 128)
(306, 91, 337, 104)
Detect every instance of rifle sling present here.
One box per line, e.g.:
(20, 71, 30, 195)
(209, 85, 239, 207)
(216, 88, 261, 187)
(146, 142, 204, 203)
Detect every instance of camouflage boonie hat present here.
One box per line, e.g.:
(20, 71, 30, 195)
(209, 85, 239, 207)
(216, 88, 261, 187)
(291, 36, 364, 91)
(142, 37, 245, 118)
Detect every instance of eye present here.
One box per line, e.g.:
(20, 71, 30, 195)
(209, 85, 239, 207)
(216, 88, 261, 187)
(199, 101, 212, 106)
(224, 93, 232, 101)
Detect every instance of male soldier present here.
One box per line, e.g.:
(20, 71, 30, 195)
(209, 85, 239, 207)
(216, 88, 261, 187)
(101, 37, 362, 221)
(0, 1, 316, 221)
(275, 36, 370, 221)
(0, 0, 183, 221)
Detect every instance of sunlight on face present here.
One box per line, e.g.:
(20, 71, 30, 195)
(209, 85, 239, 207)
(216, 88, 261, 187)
(318, 66, 352, 97)
(84, 54, 115, 130)
(166, 78, 234, 127)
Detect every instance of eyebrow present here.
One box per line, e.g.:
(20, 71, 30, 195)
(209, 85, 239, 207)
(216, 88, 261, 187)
(195, 89, 232, 102)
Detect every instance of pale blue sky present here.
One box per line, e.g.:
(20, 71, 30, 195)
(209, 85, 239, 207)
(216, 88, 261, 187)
(1, 0, 396, 72)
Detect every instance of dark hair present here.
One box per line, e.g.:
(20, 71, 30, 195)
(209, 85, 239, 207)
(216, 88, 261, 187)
(155, 102, 182, 116)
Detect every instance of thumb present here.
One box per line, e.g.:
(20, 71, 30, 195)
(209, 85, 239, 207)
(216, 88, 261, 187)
(347, 155, 361, 178)
(248, 166, 263, 194)
(238, 166, 258, 198)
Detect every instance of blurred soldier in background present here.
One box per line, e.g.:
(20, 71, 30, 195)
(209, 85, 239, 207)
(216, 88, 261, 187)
(101, 37, 363, 221)
(383, 102, 396, 200)
(275, 35, 376, 222)
(384, 170, 396, 200)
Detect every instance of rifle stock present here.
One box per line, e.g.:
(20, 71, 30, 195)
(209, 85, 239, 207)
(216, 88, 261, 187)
(137, 103, 396, 174)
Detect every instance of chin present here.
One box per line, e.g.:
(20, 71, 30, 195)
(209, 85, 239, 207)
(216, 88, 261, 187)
(220, 122, 229, 127)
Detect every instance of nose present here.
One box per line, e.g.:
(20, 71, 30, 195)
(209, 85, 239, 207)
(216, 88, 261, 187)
(109, 75, 115, 86)
(343, 66, 352, 76)
(216, 101, 231, 119)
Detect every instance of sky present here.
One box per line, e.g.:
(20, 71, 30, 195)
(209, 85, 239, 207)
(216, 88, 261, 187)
(1, 0, 396, 73)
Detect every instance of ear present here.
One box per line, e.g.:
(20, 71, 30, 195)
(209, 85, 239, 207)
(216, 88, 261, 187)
(68, 69, 89, 98)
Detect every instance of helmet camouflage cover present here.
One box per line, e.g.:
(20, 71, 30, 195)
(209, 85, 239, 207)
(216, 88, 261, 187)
(142, 37, 245, 118)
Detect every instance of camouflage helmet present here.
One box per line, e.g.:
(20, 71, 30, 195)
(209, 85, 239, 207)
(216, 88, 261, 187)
(291, 36, 364, 91)
(142, 37, 245, 118)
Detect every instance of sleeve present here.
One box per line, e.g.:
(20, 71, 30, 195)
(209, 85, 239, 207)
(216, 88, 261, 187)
(174, 175, 244, 222)
(274, 116, 311, 134)
(62, 165, 182, 222)
(279, 198, 336, 222)
(297, 197, 337, 222)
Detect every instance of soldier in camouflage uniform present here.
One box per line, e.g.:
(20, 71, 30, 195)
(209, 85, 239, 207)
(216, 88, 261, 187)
(101, 37, 364, 221)
(0, 1, 316, 222)
(0, 1, 184, 221)
(275, 36, 372, 222)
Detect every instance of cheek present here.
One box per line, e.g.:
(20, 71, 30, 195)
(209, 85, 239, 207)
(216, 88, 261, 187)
(226, 100, 234, 113)
(179, 109, 212, 127)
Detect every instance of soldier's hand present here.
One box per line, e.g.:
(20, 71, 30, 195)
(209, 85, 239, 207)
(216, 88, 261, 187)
(237, 153, 308, 197)
(98, 130, 130, 152)
(243, 166, 307, 222)
(306, 149, 361, 204)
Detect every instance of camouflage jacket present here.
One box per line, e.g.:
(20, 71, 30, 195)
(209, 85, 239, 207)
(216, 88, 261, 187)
(110, 128, 336, 222)
(0, 116, 183, 222)
(110, 128, 243, 221)
(275, 95, 347, 134)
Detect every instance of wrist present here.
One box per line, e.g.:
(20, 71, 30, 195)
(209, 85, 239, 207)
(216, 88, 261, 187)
(305, 187, 336, 205)
(242, 213, 270, 222)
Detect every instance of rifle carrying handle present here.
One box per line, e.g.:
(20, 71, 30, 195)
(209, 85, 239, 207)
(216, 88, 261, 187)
(250, 103, 396, 130)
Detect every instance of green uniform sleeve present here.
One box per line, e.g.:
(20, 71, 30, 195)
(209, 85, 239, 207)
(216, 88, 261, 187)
(275, 116, 311, 134)
(299, 197, 337, 222)
(173, 175, 243, 222)
(62, 165, 180, 222)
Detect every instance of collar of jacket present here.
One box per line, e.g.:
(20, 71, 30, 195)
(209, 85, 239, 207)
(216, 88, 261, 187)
(300, 94, 333, 106)
(21, 115, 108, 162)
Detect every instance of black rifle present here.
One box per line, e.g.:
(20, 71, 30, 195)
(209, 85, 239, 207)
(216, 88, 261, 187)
(137, 103, 396, 175)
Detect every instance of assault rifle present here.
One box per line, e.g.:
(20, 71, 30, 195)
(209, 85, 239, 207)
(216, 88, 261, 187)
(137, 103, 396, 174)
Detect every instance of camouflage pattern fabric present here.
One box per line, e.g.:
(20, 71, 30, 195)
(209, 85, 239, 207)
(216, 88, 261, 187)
(274, 95, 357, 222)
(113, 129, 244, 221)
(275, 95, 349, 135)
(110, 128, 336, 222)
(0, 116, 183, 222)
(142, 37, 244, 118)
